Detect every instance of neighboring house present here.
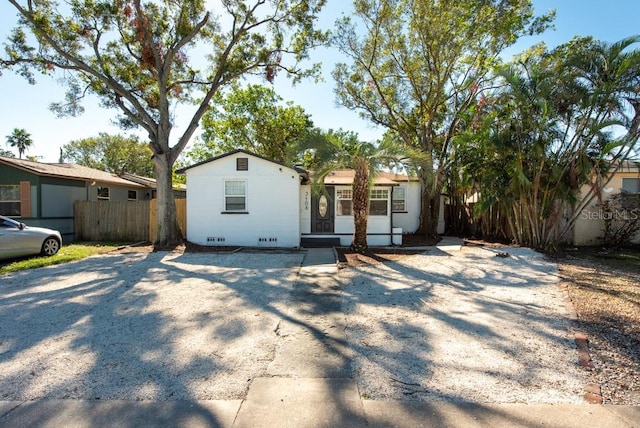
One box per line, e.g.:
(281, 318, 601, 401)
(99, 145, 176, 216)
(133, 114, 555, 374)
(119, 172, 187, 199)
(0, 156, 153, 240)
(573, 161, 640, 245)
(178, 149, 442, 248)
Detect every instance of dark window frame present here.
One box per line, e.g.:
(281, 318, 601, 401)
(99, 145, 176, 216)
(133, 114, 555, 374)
(97, 186, 110, 201)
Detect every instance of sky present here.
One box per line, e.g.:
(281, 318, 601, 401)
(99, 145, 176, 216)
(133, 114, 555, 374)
(0, 0, 639, 163)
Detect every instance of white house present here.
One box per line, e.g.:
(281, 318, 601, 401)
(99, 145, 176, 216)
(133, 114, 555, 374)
(178, 150, 436, 248)
(177, 150, 305, 247)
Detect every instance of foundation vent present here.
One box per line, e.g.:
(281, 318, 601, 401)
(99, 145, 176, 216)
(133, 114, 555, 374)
(207, 237, 226, 243)
(258, 237, 278, 242)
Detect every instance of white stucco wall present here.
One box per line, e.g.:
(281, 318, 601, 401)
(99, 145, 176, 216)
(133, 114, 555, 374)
(300, 184, 311, 234)
(573, 171, 640, 245)
(334, 215, 393, 246)
(300, 182, 448, 245)
(391, 182, 421, 234)
(331, 184, 394, 246)
(389, 183, 445, 235)
(185, 153, 302, 247)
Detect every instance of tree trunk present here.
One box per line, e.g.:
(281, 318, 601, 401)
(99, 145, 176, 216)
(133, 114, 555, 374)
(351, 158, 369, 253)
(153, 153, 181, 248)
(416, 167, 442, 239)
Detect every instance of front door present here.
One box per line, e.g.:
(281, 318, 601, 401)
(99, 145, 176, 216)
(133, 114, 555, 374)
(311, 186, 334, 233)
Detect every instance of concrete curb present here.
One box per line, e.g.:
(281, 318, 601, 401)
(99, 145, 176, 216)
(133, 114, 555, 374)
(1, 400, 638, 427)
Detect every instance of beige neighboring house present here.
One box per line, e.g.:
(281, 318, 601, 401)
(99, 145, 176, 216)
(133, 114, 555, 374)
(573, 161, 640, 245)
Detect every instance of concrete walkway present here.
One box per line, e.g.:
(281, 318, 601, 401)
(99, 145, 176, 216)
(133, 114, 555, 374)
(1, 247, 638, 427)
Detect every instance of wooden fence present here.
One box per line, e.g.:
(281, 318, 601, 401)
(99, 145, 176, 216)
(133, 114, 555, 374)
(149, 198, 186, 242)
(74, 199, 186, 242)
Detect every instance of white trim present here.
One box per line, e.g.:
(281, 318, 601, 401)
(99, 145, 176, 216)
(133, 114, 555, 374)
(223, 179, 248, 212)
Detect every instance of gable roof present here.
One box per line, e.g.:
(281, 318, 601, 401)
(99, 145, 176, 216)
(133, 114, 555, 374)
(175, 149, 307, 174)
(174, 150, 418, 186)
(0, 156, 145, 188)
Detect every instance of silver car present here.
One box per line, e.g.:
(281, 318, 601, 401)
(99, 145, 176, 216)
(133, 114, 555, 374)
(0, 215, 62, 260)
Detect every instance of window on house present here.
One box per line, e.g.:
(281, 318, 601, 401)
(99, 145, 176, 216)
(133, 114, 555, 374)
(128, 190, 138, 201)
(224, 180, 246, 211)
(336, 188, 389, 216)
(336, 189, 352, 216)
(237, 157, 249, 171)
(0, 185, 20, 216)
(369, 188, 389, 216)
(97, 186, 110, 200)
(622, 178, 640, 194)
(392, 187, 406, 212)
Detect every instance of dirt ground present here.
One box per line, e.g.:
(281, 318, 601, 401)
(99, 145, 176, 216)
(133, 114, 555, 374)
(557, 250, 640, 405)
(337, 240, 640, 405)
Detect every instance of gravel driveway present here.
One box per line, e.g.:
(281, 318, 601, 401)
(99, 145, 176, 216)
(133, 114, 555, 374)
(0, 246, 587, 403)
(0, 251, 303, 400)
(340, 246, 587, 403)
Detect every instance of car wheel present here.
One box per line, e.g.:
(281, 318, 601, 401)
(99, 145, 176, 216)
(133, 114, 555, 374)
(41, 237, 60, 256)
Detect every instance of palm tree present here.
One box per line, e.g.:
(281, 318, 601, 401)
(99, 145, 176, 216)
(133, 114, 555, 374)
(468, 36, 640, 251)
(5, 128, 33, 159)
(302, 129, 406, 253)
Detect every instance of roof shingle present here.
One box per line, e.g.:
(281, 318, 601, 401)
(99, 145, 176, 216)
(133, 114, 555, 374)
(0, 156, 145, 187)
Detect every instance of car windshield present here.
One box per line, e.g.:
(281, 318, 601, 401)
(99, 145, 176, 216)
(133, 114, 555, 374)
(0, 216, 22, 229)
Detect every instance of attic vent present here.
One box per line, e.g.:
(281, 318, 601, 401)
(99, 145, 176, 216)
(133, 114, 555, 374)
(237, 157, 248, 171)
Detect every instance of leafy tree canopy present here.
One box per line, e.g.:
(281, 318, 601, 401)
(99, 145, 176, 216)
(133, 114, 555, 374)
(62, 133, 154, 177)
(0, 148, 16, 158)
(457, 35, 640, 250)
(2, 0, 328, 245)
(186, 83, 314, 164)
(332, 0, 554, 236)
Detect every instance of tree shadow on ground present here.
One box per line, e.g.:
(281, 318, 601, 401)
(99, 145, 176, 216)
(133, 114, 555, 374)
(0, 245, 590, 425)
(0, 251, 298, 425)
(338, 246, 585, 402)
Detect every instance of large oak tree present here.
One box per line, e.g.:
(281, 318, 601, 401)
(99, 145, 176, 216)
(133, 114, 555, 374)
(332, 0, 552, 237)
(2, 0, 326, 246)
